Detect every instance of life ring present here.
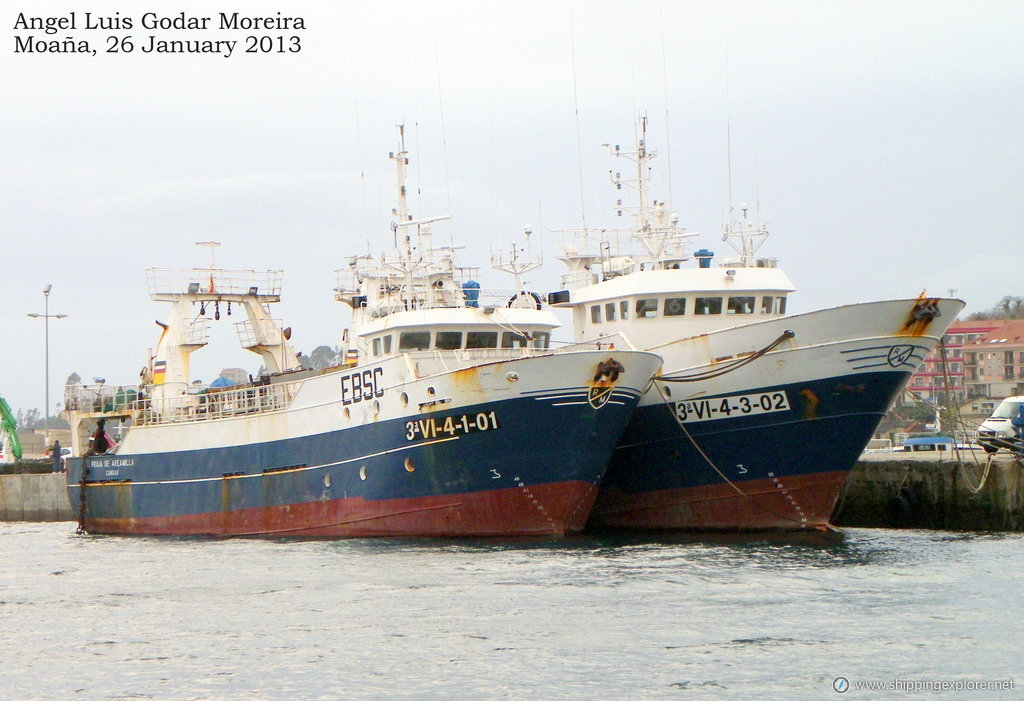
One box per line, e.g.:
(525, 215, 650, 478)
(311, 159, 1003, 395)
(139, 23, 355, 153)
(507, 290, 542, 310)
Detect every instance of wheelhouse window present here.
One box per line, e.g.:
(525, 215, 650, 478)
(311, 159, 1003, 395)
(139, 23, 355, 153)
(466, 331, 498, 349)
(635, 298, 658, 318)
(591, 305, 602, 323)
(605, 302, 617, 321)
(664, 297, 686, 316)
(532, 332, 550, 349)
(435, 331, 462, 350)
(398, 331, 431, 351)
(372, 338, 382, 356)
(383, 335, 393, 354)
(501, 331, 528, 348)
(727, 296, 755, 314)
(760, 296, 786, 314)
(694, 297, 722, 315)
(620, 300, 629, 319)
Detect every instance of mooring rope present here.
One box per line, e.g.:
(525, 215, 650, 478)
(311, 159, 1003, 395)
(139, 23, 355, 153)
(936, 339, 993, 493)
(654, 330, 795, 383)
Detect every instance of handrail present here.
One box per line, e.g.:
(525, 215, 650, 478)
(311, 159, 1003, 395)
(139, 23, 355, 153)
(133, 382, 296, 426)
(66, 380, 296, 427)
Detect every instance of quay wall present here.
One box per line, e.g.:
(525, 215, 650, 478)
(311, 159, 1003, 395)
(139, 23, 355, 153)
(834, 452, 1024, 531)
(0, 473, 75, 522)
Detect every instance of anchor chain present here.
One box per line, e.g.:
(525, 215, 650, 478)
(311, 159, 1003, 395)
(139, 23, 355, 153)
(75, 460, 90, 535)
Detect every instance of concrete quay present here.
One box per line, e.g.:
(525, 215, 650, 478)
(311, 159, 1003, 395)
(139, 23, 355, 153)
(834, 451, 1023, 531)
(0, 472, 76, 522)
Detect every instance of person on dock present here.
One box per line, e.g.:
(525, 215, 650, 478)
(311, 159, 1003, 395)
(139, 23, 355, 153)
(50, 440, 62, 472)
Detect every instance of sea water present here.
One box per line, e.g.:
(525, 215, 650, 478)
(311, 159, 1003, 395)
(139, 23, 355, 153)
(0, 523, 1020, 700)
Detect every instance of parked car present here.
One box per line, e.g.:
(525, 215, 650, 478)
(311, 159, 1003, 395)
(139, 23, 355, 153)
(976, 396, 1024, 453)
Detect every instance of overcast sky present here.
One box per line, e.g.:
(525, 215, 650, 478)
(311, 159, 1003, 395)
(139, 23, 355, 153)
(2, 0, 1022, 416)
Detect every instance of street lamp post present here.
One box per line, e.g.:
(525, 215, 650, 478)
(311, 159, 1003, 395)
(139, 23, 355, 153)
(27, 284, 67, 454)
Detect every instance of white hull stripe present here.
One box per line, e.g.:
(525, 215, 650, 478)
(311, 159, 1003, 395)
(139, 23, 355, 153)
(840, 343, 930, 370)
(526, 388, 641, 402)
(87, 436, 460, 488)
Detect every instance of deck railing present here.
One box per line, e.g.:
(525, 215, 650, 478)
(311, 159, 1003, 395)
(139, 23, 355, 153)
(132, 382, 296, 425)
(66, 380, 297, 427)
(146, 268, 283, 299)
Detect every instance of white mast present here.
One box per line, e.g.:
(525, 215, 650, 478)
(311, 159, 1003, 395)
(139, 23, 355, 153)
(604, 113, 695, 267)
(491, 226, 542, 292)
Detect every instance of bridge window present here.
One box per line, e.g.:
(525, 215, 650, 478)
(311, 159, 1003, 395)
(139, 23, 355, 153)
(398, 331, 431, 351)
(694, 297, 722, 315)
(435, 331, 462, 350)
(727, 296, 755, 314)
(467, 331, 498, 349)
(383, 335, 393, 354)
(636, 298, 658, 318)
(766, 296, 788, 314)
(591, 305, 602, 323)
(502, 332, 528, 348)
(761, 296, 774, 313)
(372, 338, 382, 356)
(620, 300, 629, 319)
(605, 302, 617, 321)
(664, 297, 686, 316)
(532, 332, 550, 349)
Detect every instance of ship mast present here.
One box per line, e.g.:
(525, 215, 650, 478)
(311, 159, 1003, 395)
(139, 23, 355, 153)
(491, 226, 542, 293)
(391, 125, 413, 260)
(383, 124, 452, 310)
(605, 113, 695, 267)
(721, 203, 769, 267)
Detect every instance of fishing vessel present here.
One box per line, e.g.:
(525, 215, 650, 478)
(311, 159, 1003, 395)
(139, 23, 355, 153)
(550, 118, 963, 530)
(64, 127, 661, 537)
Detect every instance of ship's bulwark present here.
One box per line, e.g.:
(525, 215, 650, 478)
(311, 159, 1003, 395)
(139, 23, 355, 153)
(67, 389, 641, 537)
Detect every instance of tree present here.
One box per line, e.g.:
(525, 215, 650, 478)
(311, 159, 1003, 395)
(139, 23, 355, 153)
(309, 345, 342, 370)
(966, 295, 1024, 320)
(16, 408, 42, 429)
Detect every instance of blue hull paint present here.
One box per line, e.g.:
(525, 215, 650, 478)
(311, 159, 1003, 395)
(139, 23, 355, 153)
(68, 390, 641, 536)
(590, 370, 909, 529)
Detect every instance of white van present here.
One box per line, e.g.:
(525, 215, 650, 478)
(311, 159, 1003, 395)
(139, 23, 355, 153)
(977, 396, 1024, 453)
